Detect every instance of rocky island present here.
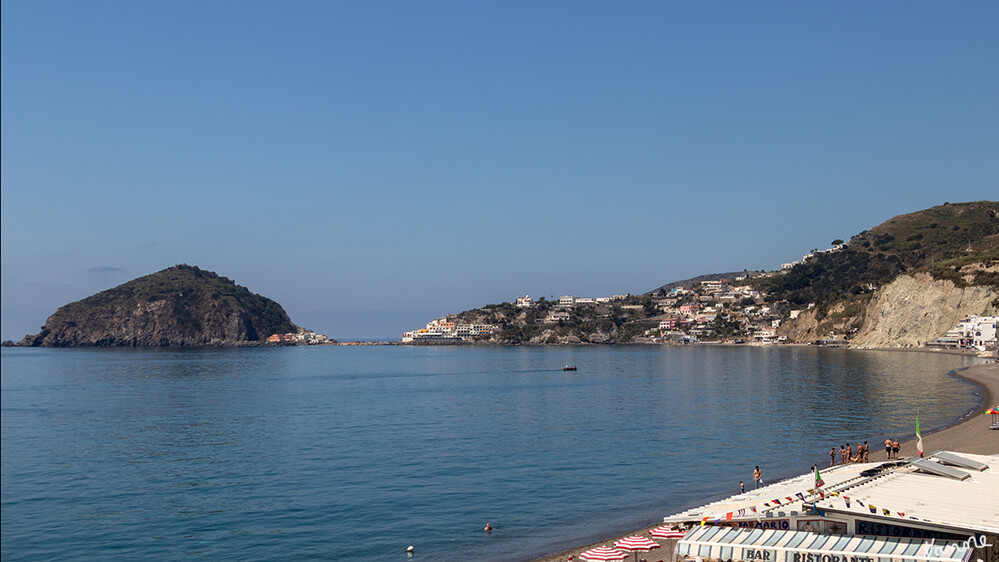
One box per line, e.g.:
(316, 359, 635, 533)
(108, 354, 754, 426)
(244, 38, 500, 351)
(15, 265, 298, 347)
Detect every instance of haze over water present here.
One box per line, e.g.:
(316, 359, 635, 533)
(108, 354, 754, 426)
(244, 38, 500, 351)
(0, 346, 984, 560)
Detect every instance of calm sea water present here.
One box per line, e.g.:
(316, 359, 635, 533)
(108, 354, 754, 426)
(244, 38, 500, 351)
(0, 346, 984, 561)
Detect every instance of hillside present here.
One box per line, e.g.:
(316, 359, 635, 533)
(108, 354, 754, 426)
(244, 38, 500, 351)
(644, 271, 766, 295)
(17, 265, 297, 347)
(760, 201, 999, 343)
(405, 201, 998, 346)
(452, 297, 662, 345)
(751, 201, 999, 311)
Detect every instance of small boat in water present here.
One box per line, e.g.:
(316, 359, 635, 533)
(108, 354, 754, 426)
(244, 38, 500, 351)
(562, 365, 577, 371)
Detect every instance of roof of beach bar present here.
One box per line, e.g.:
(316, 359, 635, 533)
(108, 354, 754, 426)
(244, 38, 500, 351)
(664, 451, 999, 535)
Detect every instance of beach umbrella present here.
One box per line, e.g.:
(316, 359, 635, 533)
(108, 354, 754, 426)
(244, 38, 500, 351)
(986, 406, 999, 427)
(579, 546, 630, 561)
(614, 536, 661, 562)
(649, 525, 686, 539)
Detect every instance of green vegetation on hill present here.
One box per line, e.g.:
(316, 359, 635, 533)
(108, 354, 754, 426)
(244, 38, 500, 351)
(429, 201, 998, 344)
(452, 296, 666, 344)
(20, 265, 297, 347)
(750, 201, 999, 316)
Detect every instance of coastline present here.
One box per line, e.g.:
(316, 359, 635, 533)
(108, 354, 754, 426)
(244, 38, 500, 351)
(529, 360, 999, 562)
(893, 361, 999, 456)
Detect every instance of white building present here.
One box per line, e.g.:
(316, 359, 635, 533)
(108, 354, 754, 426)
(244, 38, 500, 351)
(516, 295, 534, 308)
(544, 311, 571, 323)
(402, 317, 498, 342)
(667, 451, 999, 562)
(700, 280, 726, 293)
(957, 316, 997, 349)
(300, 331, 329, 344)
(934, 315, 998, 350)
(558, 295, 576, 307)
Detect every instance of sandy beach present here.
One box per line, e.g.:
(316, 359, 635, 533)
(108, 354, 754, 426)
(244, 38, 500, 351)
(530, 361, 999, 562)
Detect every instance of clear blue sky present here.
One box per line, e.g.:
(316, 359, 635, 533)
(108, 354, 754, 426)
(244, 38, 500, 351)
(3, 2, 997, 340)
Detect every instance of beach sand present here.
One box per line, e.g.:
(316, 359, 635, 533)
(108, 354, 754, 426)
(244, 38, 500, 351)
(529, 361, 999, 562)
(895, 361, 999, 456)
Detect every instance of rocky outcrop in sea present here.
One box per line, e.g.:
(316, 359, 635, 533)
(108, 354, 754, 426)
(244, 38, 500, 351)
(18, 265, 298, 347)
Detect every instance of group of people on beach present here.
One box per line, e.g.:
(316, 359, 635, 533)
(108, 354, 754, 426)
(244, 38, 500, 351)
(828, 438, 900, 466)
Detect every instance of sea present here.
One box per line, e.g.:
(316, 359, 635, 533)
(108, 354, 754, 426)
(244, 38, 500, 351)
(0, 345, 985, 561)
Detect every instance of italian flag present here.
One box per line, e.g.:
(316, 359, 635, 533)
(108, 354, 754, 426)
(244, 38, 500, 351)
(916, 409, 924, 458)
(814, 466, 825, 488)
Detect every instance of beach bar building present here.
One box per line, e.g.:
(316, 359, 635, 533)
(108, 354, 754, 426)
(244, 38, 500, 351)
(663, 452, 999, 562)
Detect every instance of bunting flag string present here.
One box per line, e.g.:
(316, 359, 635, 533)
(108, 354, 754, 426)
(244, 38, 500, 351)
(694, 480, 923, 527)
(825, 491, 917, 519)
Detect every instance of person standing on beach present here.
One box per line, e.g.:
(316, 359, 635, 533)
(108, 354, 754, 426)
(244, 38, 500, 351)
(740, 480, 745, 494)
(753, 466, 763, 488)
(840, 445, 846, 464)
(846, 443, 852, 463)
(892, 438, 900, 459)
(885, 438, 892, 460)
(830, 447, 836, 466)
(863, 441, 869, 463)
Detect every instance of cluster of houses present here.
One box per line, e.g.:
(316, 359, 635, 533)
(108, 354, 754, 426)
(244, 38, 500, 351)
(646, 279, 787, 344)
(267, 331, 331, 345)
(400, 270, 997, 349)
(781, 242, 847, 270)
(928, 315, 998, 351)
(518, 294, 633, 324)
(401, 279, 792, 344)
(401, 317, 500, 343)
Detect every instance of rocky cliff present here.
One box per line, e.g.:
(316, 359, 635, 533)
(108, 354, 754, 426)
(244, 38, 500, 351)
(18, 265, 298, 347)
(849, 272, 998, 348)
(777, 271, 998, 347)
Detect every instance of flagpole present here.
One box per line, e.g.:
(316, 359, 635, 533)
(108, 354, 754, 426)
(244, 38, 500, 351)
(916, 408, 924, 458)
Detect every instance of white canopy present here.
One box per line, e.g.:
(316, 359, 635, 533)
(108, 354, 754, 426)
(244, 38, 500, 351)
(677, 526, 973, 562)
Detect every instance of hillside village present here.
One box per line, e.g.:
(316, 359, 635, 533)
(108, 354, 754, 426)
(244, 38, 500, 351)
(401, 229, 998, 353)
(402, 275, 784, 345)
(402, 276, 997, 352)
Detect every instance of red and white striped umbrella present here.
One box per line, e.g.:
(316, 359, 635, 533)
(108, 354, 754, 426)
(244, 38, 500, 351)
(614, 536, 660, 562)
(649, 525, 686, 539)
(579, 546, 630, 561)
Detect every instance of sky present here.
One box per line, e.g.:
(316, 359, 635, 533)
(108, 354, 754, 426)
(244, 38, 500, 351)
(2, 2, 998, 341)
